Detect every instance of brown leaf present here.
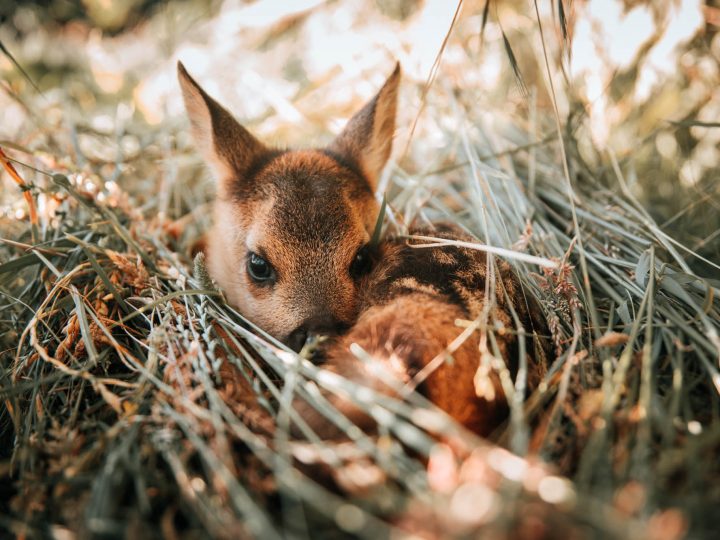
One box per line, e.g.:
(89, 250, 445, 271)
(595, 332, 630, 348)
(93, 381, 123, 414)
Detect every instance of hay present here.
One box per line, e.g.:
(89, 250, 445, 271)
(2, 2, 720, 539)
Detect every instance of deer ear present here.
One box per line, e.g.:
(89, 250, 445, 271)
(329, 63, 400, 190)
(177, 61, 266, 193)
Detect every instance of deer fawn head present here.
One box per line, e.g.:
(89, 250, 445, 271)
(178, 62, 399, 351)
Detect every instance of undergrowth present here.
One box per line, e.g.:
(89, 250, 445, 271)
(1, 2, 719, 539)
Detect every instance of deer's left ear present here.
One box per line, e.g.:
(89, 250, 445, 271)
(177, 61, 267, 194)
(328, 63, 400, 190)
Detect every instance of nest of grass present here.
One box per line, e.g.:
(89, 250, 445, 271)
(2, 4, 720, 539)
(3, 90, 719, 537)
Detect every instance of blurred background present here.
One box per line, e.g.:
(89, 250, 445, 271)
(0, 0, 718, 275)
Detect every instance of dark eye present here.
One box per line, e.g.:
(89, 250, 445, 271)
(247, 251, 275, 283)
(349, 245, 373, 279)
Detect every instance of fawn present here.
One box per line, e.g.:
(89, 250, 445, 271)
(179, 62, 548, 437)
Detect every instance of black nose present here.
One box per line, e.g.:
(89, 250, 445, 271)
(287, 327, 309, 353)
(286, 315, 349, 353)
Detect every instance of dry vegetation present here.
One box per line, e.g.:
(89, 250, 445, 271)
(1, 1, 719, 539)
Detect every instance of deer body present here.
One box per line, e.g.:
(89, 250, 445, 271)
(296, 226, 549, 438)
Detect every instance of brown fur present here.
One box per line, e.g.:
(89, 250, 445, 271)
(178, 62, 400, 349)
(294, 225, 550, 439)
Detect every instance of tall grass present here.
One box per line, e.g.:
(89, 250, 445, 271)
(1, 2, 720, 538)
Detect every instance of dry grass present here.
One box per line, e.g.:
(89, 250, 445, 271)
(1, 2, 720, 539)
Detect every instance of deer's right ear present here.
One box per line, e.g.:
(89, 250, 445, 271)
(328, 63, 400, 191)
(177, 61, 266, 192)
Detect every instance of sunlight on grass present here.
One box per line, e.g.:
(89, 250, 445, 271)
(1, 1, 719, 538)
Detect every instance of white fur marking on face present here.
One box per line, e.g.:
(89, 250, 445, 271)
(245, 228, 261, 255)
(243, 197, 276, 254)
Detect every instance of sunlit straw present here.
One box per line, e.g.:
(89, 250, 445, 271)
(404, 234, 559, 269)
